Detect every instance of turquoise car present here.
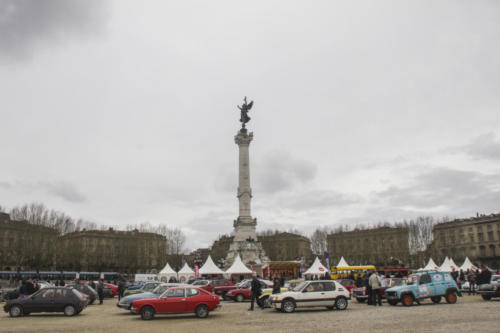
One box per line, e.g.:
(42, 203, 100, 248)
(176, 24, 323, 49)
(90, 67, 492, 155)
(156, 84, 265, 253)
(117, 283, 183, 310)
(123, 281, 161, 297)
(385, 271, 461, 306)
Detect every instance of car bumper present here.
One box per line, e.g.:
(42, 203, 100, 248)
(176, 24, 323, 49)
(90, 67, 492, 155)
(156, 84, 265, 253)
(130, 306, 138, 314)
(117, 303, 130, 309)
(476, 290, 496, 296)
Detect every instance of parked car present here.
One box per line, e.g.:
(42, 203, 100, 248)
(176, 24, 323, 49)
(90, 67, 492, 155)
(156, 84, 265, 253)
(199, 280, 234, 293)
(225, 279, 273, 302)
(3, 287, 87, 317)
(124, 281, 161, 297)
(130, 286, 220, 320)
(352, 277, 406, 303)
(384, 271, 461, 306)
(337, 279, 357, 293)
(270, 280, 350, 313)
(477, 275, 500, 300)
(117, 283, 184, 310)
(71, 284, 97, 305)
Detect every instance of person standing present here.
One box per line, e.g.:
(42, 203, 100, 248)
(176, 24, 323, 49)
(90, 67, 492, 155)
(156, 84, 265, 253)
(249, 276, 262, 311)
(363, 274, 372, 305)
(369, 271, 382, 306)
(97, 279, 105, 305)
(118, 280, 125, 301)
(272, 276, 281, 295)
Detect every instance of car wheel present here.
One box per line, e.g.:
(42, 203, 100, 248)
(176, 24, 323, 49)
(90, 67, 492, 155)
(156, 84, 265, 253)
(431, 296, 441, 304)
(64, 305, 76, 316)
(281, 299, 295, 313)
(387, 299, 398, 306)
(335, 297, 348, 310)
(140, 306, 155, 320)
(402, 294, 414, 306)
(445, 292, 457, 304)
(9, 305, 23, 318)
(195, 304, 209, 318)
(235, 294, 245, 302)
(481, 295, 492, 301)
(356, 297, 366, 303)
(260, 296, 269, 308)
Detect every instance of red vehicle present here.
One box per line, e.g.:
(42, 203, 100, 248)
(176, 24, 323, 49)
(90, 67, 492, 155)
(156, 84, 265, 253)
(214, 279, 272, 300)
(225, 279, 271, 302)
(352, 277, 406, 302)
(130, 286, 220, 320)
(337, 279, 357, 293)
(199, 280, 234, 293)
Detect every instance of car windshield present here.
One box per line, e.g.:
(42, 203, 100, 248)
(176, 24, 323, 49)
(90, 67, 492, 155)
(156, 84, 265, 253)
(406, 275, 418, 285)
(153, 285, 170, 294)
(292, 281, 308, 292)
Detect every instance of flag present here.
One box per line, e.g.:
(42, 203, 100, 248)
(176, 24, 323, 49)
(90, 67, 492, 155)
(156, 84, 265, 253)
(324, 251, 330, 274)
(194, 264, 199, 278)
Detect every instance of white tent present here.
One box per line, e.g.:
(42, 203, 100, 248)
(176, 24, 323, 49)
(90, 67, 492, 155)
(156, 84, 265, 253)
(199, 255, 225, 275)
(304, 257, 329, 277)
(439, 257, 450, 271)
(177, 263, 195, 283)
(225, 255, 253, 275)
(448, 258, 459, 271)
(423, 258, 439, 271)
(459, 257, 478, 271)
(158, 263, 177, 282)
(337, 256, 349, 267)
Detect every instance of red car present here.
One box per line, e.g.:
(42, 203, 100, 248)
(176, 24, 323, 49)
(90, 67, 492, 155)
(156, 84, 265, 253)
(131, 286, 220, 320)
(225, 279, 271, 302)
(337, 279, 357, 293)
(199, 280, 234, 293)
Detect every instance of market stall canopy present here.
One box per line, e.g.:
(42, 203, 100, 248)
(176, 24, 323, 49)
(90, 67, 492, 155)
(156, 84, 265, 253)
(337, 256, 349, 267)
(304, 257, 328, 276)
(177, 263, 195, 282)
(158, 263, 177, 281)
(423, 258, 439, 271)
(225, 255, 253, 275)
(459, 257, 478, 271)
(199, 255, 224, 275)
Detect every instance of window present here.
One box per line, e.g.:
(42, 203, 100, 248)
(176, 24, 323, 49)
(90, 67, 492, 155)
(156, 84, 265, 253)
(479, 246, 486, 257)
(323, 282, 336, 291)
(186, 288, 200, 297)
(38, 289, 54, 299)
(166, 288, 185, 298)
(489, 245, 496, 257)
(55, 289, 69, 300)
(420, 274, 431, 284)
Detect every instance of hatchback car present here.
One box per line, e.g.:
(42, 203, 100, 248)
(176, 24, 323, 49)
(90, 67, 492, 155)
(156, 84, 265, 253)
(130, 286, 220, 320)
(271, 280, 350, 313)
(3, 287, 87, 317)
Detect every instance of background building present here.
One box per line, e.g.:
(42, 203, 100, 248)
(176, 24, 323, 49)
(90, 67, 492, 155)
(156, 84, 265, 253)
(431, 214, 500, 269)
(0, 213, 58, 271)
(327, 226, 410, 267)
(58, 228, 166, 273)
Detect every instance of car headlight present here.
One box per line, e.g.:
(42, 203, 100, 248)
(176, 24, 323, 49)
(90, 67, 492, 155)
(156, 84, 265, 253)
(274, 296, 279, 301)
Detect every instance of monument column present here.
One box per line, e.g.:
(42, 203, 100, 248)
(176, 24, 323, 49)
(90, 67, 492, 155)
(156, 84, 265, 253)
(235, 130, 253, 219)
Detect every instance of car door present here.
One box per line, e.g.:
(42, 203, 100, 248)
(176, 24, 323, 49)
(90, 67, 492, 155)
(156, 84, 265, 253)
(159, 288, 187, 313)
(417, 274, 434, 298)
(185, 288, 201, 311)
(25, 288, 54, 313)
(300, 282, 328, 307)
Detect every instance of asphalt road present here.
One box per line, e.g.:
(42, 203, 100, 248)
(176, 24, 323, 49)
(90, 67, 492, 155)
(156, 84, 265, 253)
(1, 295, 499, 333)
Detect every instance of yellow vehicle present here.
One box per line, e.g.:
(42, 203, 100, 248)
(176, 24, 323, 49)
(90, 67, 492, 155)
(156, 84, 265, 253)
(259, 287, 288, 306)
(330, 266, 376, 280)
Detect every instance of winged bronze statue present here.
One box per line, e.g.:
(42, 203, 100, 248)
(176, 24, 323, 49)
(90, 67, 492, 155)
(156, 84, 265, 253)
(237, 96, 253, 129)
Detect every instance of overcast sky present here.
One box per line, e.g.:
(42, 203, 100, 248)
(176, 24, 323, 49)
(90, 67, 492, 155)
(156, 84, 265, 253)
(1, 0, 499, 250)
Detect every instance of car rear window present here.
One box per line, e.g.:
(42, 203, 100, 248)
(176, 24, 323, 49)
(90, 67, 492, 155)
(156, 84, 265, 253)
(187, 288, 200, 297)
(71, 289, 86, 301)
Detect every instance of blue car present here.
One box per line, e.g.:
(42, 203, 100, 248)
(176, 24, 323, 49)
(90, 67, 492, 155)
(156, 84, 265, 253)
(385, 271, 461, 306)
(117, 283, 184, 310)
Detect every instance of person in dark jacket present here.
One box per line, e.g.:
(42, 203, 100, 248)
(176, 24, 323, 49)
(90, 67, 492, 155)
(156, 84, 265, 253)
(97, 279, 105, 305)
(118, 280, 126, 300)
(249, 276, 262, 311)
(272, 276, 281, 294)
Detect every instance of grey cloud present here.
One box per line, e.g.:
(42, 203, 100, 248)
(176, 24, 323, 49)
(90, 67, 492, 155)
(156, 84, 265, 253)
(40, 181, 86, 203)
(377, 167, 500, 212)
(282, 190, 360, 211)
(450, 133, 500, 161)
(0, 181, 12, 189)
(254, 151, 317, 194)
(0, 0, 108, 60)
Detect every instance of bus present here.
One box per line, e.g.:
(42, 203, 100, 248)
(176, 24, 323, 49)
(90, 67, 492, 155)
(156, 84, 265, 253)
(330, 266, 376, 280)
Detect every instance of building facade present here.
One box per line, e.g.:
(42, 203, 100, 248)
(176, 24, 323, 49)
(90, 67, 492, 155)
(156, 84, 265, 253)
(0, 213, 59, 271)
(431, 214, 500, 269)
(58, 228, 166, 273)
(258, 232, 312, 261)
(327, 226, 410, 267)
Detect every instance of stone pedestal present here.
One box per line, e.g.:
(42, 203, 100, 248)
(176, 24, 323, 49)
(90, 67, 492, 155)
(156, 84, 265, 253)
(225, 129, 267, 274)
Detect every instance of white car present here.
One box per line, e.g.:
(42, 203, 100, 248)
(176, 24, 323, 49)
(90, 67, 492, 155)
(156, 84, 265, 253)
(270, 280, 350, 313)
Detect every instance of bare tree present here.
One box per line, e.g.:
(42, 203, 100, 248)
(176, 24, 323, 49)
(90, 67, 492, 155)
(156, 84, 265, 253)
(310, 227, 328, 255)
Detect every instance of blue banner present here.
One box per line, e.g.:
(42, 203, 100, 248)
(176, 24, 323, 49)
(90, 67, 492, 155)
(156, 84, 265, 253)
(324, 251, 330, 273)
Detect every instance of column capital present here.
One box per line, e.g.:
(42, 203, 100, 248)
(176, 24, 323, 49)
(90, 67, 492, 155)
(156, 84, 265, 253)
(235, 131, 253, 145)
